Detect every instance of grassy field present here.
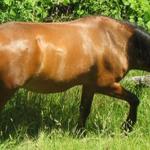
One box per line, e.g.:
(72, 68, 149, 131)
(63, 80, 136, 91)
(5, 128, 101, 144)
(0, 71, 149, 150)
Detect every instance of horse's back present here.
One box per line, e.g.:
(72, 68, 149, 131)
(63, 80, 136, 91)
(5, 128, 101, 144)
(0, 16, 135, 91)
(0, 17, 100, 90)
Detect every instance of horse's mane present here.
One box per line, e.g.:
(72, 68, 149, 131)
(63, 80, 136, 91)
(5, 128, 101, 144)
(122, 20, 150, 41)
(124, 20, 150, 60)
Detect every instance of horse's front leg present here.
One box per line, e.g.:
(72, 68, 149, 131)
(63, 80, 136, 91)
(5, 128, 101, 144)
(77, 85, 95, 133)
(95, 83, 140, 132)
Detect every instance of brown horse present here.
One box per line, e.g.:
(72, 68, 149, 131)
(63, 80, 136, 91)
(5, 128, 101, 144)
(0, 16, 149, 132)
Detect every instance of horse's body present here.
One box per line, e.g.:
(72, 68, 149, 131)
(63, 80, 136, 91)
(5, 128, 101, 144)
(0, 16, 149, 132)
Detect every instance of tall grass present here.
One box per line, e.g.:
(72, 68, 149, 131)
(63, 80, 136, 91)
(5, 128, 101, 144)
(0, 71, 149, 149)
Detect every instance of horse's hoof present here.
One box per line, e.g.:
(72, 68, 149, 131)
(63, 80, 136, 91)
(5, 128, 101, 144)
(121, 121, 133, 135)
(74, 126, 87, 138)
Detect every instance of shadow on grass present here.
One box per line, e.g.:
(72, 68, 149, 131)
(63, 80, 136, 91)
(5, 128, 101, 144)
(0, 88, 82, 141)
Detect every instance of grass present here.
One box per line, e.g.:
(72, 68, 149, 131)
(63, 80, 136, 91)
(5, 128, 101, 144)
(1, 131, 150, 150)
(0, 71, 149, 149)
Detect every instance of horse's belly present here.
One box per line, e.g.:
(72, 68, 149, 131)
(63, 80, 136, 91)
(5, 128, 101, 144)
(23, 78, 78, 93)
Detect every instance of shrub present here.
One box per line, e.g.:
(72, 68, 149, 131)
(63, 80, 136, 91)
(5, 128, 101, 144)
(0, 0, 150, 30)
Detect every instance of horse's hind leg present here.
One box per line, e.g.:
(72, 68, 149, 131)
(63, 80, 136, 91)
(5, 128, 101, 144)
(77, 85, 94, 133)
(95, 83, 140, 132)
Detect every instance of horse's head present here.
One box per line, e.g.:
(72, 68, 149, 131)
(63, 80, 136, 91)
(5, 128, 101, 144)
(128, 28, 150, 72)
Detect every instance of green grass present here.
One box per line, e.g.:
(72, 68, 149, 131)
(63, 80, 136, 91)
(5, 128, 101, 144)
(1, 131, 150, 150)
(0, 71, 149, 149)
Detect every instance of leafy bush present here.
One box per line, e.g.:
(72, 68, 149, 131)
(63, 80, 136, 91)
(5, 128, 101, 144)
(0, 0, 51, 22)
(122, 0, 150, 30)
(0, 0, 150, 30)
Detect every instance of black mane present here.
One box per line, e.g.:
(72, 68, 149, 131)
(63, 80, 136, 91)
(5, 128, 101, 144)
(124, 21, 150, 40)
(133, 27, 150, 53)
(126, 20, 150, 71)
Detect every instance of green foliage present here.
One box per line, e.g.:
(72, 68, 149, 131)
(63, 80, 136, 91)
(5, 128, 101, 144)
(0, 0, 150, 31)
(122, 0, 150, 30)
(0, 0, 51, 22)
